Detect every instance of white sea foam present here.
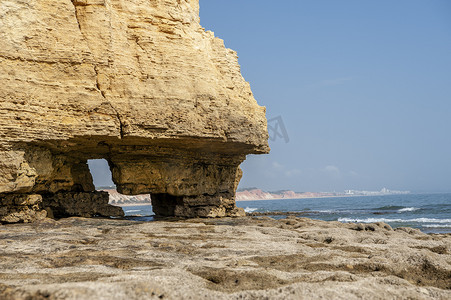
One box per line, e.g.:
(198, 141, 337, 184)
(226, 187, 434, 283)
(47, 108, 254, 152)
(423, 224, 451, 228)
(397, 207, 420, 213)
(244, 207, 258, 213)
(125, 210, 142, 213)
(338, 217, 451, 224)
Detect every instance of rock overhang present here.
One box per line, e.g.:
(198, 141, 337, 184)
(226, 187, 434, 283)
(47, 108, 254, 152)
(0, 0, 269, 223)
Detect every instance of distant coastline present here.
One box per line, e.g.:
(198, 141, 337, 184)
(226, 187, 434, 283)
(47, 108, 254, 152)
(235, 187, 410, 201)
(235, 189, 338, 201)
(101, 186, 410, 205)
(102, 188, 152, 206)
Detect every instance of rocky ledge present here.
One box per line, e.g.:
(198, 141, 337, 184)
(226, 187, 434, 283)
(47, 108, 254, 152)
(0, 217, 450, 299)
(0, 0, 269, 222)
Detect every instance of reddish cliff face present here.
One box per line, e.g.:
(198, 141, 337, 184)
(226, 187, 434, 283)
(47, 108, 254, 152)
(0, 0, 269, 222)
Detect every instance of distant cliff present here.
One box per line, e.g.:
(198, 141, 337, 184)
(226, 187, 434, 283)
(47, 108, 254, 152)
(104, 188, 411, 204)
(104, 188, 335, 204)
(103, 189, 151, 206)
(235, 189, 338, 201)
(235, 188, 410, 201)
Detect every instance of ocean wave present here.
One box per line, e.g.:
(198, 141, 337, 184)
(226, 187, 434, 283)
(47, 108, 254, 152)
(397, 207, 420, 213)
(423, 224, 451, 228)
(319, 209, 360, 214)
(125, 209, 142, 213)
(244, 207, 258, 213)
(374, 205, 404, 210)
(318, 210, 335, 213)
(338, 217, 451, 224)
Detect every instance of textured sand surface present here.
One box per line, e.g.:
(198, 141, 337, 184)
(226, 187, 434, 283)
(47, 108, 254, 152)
(0, 217, 450, 299)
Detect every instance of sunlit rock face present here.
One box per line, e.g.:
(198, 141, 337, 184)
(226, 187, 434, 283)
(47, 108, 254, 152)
(0, 0, 269, 222)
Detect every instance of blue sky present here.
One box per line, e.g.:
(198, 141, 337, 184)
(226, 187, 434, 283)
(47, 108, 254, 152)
(89, 1, 451, 193)
(199, 0, 451, 193)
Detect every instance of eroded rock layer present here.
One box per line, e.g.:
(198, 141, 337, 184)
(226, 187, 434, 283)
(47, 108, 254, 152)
(0, 217, 450, 299)
(0, 0, 269, 222)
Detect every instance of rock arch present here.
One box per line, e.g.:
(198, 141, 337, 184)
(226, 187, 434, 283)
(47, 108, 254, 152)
(0, 0, 269, 223)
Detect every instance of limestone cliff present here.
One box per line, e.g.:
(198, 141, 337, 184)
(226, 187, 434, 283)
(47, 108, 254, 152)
(0, 0, 269, 222)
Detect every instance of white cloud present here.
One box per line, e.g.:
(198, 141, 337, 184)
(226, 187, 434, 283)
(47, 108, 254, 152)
(272, 161, 283, 169)
(285, 169, 302, 177)
(270, 161, 302, 178)
(324, 165, 340, 173)
(349, 170, 359, 177)
(323, 165, 341, 179)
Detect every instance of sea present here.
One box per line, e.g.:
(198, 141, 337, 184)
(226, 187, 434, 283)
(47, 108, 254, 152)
(121, 193, 451, 234)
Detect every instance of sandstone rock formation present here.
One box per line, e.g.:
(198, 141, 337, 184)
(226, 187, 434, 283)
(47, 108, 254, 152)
(0, 217, 450, 299)
(0, 0, 269, 222)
